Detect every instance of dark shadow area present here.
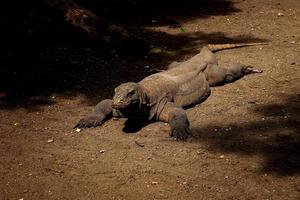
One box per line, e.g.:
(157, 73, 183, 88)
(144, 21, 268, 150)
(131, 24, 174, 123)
(0, 0, 267, 109)
(123, 118, 152, 133)
(191, 94, 300, 176)
(78, 0, 240, 27)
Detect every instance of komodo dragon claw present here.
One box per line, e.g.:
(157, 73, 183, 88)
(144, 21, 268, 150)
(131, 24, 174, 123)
(170, 126, 191, 141)
(244, 66, 263, 74)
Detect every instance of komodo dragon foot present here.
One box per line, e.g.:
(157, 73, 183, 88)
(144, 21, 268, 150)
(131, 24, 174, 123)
(168, 111, 191, 141)
(74, 115, 104, 129)
(170, 125, 191, 141)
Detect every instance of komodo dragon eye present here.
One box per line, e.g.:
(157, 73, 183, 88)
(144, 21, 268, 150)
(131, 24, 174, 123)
(126, 90, 135, 98)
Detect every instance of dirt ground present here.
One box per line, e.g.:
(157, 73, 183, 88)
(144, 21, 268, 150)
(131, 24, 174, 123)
(1, 0, 300, 199)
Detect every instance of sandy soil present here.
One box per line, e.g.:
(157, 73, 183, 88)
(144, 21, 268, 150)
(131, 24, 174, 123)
(0, 0, 300, 199)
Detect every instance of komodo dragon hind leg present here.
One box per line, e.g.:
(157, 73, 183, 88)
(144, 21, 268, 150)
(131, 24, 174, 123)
(75, 99, 113, 129)
(204, 63, 262, 86)
(158, 102, 191, 141)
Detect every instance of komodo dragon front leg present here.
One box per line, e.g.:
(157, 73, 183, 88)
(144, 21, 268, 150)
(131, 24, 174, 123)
(158, 102, 191, 140)
(75, 99, 113, 128)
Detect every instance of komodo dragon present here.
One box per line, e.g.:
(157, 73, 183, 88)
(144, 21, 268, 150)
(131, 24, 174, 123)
(75, 43, 264, 140)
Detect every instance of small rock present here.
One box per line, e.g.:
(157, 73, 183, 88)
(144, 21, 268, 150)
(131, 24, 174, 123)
(151, 181, 158, 185)
(144, 65, 150, 69)
(277, 12, 284, 16)
(220, 155, 225, 159)
(75, 128, 81, 133)
(135, 140, 145, 147)
(196, 150, 203, 155)
(290, 41, 296, 44)
(14, 122, 20, 126)
(99, 150, 106, 153)
(47, 139, 54, 143)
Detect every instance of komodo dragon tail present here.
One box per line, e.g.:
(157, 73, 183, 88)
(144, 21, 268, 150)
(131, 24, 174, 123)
(207, 42, 267, 52)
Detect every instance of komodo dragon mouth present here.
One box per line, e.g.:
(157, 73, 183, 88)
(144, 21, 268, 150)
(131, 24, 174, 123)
(112, 99, 140, 109)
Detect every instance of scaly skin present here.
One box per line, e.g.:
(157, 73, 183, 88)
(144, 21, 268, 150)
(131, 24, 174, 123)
(75, 45, 263, 141)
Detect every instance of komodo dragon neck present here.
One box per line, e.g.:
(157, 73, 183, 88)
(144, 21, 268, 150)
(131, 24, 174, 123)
(138, 83, 173, 120)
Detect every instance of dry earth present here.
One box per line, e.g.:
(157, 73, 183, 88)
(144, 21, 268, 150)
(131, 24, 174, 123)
(0, 0, 300, 199)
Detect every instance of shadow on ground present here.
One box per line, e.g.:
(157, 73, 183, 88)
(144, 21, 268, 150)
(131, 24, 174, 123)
(0, 0, 266, 109)
(191, 94, 300, 176)
(79, 0, 240, 26)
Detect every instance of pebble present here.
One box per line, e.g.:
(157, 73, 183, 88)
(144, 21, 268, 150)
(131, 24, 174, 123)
(225, 127, 232, 131)
(75, 128, 81, 133)
(277, 12, 284, 16)
(196, 150, 203, 155)
(151, 181, 158, 185)
(135, 140, 145, 147)
(220, 155, 225, 159)
(99, 150, 106, 153)
(47, 139, 54, 143)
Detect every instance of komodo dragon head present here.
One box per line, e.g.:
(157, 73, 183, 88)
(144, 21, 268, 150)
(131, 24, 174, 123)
(112, 82, 147, 111)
